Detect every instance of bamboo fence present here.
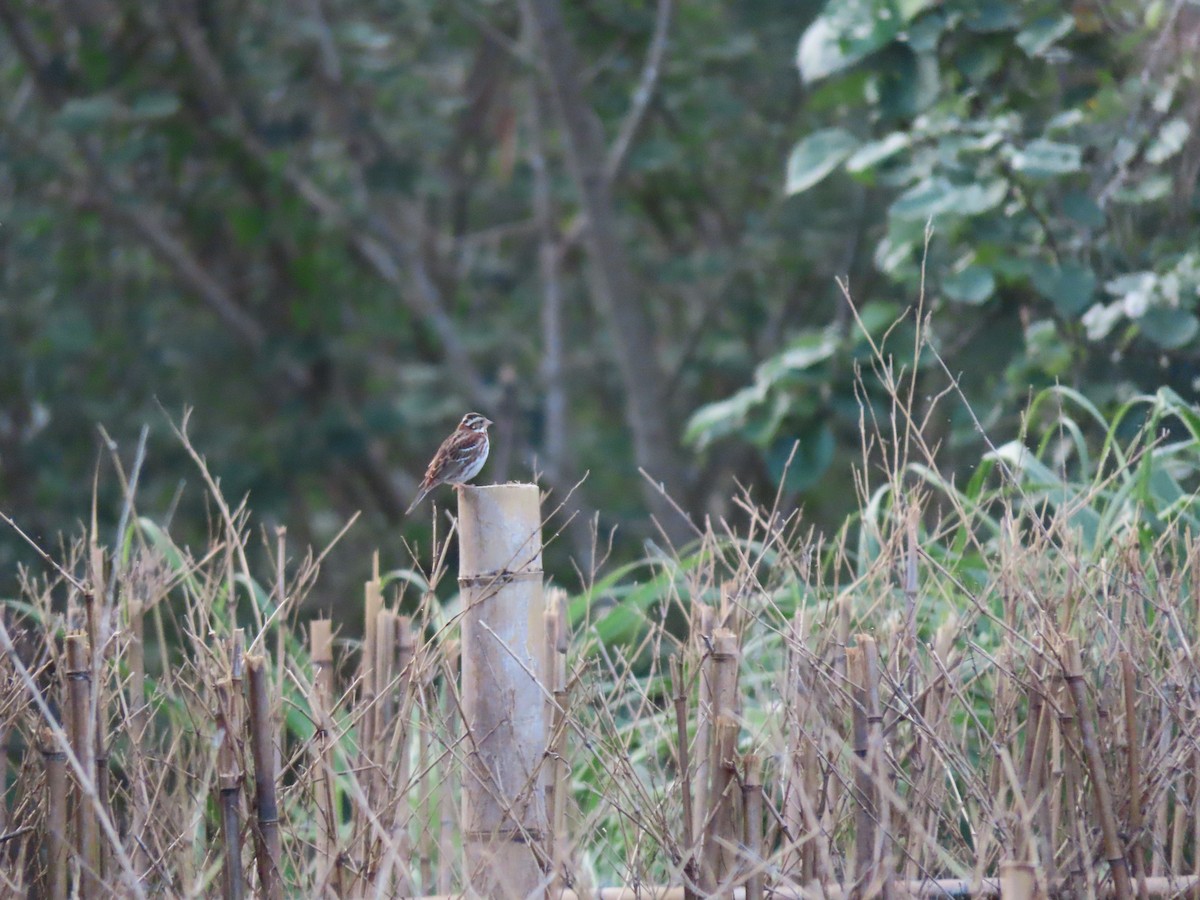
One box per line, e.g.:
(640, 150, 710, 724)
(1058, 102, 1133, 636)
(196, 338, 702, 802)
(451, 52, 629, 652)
(2, 485, 1200, 899)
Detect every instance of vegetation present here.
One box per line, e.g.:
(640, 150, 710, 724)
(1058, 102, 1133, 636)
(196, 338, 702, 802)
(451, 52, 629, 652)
(3, 1, 1200, 890)
(4, 337, 1200, 893)
(2, 1, 1197, 605)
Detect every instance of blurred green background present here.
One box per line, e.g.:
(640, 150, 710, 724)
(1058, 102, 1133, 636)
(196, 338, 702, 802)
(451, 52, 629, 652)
(1, 0, 1197, 609)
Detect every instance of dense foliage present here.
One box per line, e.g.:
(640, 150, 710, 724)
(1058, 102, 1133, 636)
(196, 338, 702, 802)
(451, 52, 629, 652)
(0, 0, 1197, 604)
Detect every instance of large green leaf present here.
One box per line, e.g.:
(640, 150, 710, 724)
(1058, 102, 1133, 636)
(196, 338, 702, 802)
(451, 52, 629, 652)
(1010, 139, 1082, 176)
(889, 177, 1006, 221)
(942, 265, 995, 305)
(796, 0, 935, 83)
(785, 128, 860, 195)
(1029, 260, 1096, 316)
(1139, 308, 1200, 350)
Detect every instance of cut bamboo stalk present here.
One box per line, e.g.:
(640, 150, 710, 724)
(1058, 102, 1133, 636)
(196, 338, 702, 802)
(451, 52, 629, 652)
(419, 675, 435, 893)
(404, 876, 1200, 900)
(1025, 680, 1055, 879)
(1151, 692, 1171, 878)
(671, 654, 699, 900)
(126, 579, 150, 878)
(310, 619, 339, 895)
(1121, 653, 1149, 900)
(847, 645, 875, 898)
(999, 861, 1038, 900)
(392, 614, 416, 896)
(783, 620, 806, 884)
(366, 609, 398, 887)
(742, 754, 763, 900)
(703, 630, 741, 888)
(82, 545, 108, 893)
(692, 602, 715, 843)
(216, 676, 245, 900)
(1054, 670, 1089, 895)
(546, 587, 571, 895)
(40, 726, 68, 900)
(786, 624, 832, 891)
(702, 715, 740, 894)
(245, 654, 283, 900)
(458, 484, 547, 898)
(66, 631, 99, 898)
(859, 635, 891, 898)
(1063, 639, 1132, 900)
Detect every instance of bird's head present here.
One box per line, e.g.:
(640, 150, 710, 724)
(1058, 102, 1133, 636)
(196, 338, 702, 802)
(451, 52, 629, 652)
(460, 412, 493, 433)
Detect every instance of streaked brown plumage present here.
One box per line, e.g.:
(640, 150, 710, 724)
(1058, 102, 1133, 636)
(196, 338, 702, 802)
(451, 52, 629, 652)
(405, 413, 493, 515)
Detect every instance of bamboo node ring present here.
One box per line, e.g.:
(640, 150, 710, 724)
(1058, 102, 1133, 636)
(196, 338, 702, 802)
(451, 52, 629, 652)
(458, 569, 543, 588)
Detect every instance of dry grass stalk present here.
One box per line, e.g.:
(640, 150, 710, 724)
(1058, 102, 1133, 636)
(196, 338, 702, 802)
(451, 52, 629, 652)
(245, 654, 283, 900)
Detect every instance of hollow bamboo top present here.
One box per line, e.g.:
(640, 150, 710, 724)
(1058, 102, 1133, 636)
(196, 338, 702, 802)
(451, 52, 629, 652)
(457, 483, 542, 577)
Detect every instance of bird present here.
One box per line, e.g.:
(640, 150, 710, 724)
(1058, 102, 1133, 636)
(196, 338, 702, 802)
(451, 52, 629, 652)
(405, 412, 493, 515)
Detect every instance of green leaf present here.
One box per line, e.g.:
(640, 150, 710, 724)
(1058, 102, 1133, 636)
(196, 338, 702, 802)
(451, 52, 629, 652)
(785, 128, 860, 195)
(1010, 139, 1082, 176)
(56, 96, 119, 131)
(797, 0, 934, 83)
(1139, 308, 1200, 350)
(684, 386, 762, 449)
(1016, 15, 1073, 57)
(1147, 118, 1189, 165)
(942, 265, 995, 305)
(1061, 191, 1104, 227)
(1029, 260, 1096, 316)
(889, 177, 1006, 221)
(767, 426, 836, 492)
(846, 132, 911, 173)
(757, 330, 840, 383)
(131, 93, 181, 120)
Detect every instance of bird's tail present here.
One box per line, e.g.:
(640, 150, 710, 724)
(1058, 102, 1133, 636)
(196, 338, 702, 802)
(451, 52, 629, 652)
(405, 486, 431, 516)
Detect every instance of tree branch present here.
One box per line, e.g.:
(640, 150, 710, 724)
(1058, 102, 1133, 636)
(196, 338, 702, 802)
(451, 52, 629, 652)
(523, 0, 692, 542)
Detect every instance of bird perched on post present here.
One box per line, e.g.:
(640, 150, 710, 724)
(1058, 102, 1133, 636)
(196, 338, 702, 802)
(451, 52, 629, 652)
(405, 413, 493, 514)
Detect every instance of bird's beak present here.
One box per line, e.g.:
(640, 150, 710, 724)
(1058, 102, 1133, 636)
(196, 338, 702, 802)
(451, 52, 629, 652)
(484, 418, 494, 427)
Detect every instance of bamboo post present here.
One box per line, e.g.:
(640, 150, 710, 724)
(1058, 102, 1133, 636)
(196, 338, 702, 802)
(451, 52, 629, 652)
(66, 631, 99, 898)
(246, 655, 283, 900)
(40, 726, 68, 900)
(458, 483, 548, 898)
